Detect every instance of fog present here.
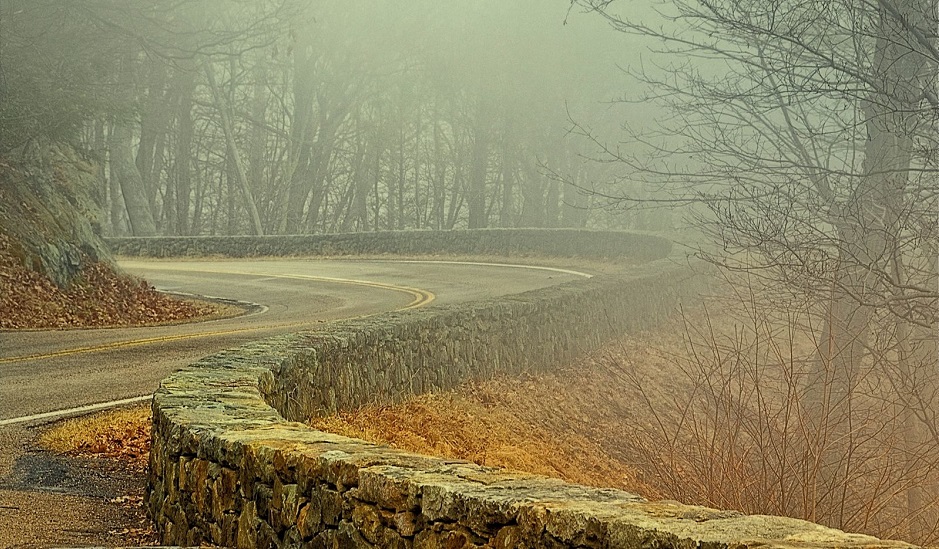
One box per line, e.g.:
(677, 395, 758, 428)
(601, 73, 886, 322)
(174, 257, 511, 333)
(2, 0, 682, 235)
(0, 0, 936, 543)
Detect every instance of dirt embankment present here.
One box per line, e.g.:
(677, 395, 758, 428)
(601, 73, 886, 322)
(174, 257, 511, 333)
(0, 232, 219, 329)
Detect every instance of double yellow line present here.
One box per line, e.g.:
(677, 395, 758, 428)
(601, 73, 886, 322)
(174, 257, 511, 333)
(0, 270, 435, 365)
(257, 271, 434, 310)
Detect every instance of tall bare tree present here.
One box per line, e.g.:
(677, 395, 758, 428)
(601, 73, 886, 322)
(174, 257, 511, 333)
(573, 0, 938, 540)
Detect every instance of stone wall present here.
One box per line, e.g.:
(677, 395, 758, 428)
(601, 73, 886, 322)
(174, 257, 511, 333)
(106, 228, 668, 261)
(262, 260, 696, 421)
(131, 231, 916, 548)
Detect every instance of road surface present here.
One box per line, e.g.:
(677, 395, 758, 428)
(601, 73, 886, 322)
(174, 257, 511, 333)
(0, 258, 589, 423)
(0, 257, 589, 547)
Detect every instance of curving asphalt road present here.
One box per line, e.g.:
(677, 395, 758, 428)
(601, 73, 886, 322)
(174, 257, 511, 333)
(0, 257, 591, 547)
(0, 258, 590, 424)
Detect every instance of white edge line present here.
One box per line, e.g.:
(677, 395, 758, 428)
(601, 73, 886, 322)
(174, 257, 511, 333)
(155, 290, 271, 317)
(0, 395, 152, 426)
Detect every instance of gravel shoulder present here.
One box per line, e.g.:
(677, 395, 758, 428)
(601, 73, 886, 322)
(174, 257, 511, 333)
(0, 420, 156, 548)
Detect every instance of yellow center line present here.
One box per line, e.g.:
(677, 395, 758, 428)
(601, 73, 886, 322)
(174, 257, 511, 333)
(253, 271, 434, 310)
(0, 270, 435, 365)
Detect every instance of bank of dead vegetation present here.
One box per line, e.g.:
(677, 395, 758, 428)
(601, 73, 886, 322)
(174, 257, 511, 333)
(0, 232, 225, 329)
(40, 405, 152, 470)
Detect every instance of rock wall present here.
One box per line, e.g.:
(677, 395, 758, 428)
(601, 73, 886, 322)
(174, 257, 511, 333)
(262, 260, 695, 421)
(130, 231, 916, 548)
(151, 366, 909, 548)
(106, 228, 667, 261)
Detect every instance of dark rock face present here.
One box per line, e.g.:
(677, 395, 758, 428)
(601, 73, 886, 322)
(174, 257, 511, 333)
(0, 141, 112, 287)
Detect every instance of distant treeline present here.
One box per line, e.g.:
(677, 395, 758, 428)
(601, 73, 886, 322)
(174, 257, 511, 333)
(0, 0, 672, 236)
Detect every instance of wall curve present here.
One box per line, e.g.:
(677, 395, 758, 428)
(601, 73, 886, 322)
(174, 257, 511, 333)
(106, 228, 668, 261)
(121, 230, 915, 548)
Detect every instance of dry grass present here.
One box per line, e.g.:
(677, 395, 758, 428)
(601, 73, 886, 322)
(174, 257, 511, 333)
(313, 389, 652, 492)
(310, 300, 938, 546)
(40, 404, 151, 469)
(310, 325, 694, 498)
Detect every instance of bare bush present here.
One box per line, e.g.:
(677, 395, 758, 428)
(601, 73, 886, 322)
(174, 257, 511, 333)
(624, 282, 939, 545)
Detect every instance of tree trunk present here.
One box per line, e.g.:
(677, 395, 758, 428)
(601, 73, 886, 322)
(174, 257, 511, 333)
(174, 63, 197, 236)
(499, 119, 516, 228)
(136, 61, 168, 221)
(520, 158, 545, 227)
(247, 61, 269, 232)
(109, 121, 157, 236)
(348, 123, 370, 232)
(303, 113, 342, 233)
(544, 172, 560, 228)
(431, 114, 446, 230)
(278, 31, 316, 234)
(467, 103, 491, 229)
(807, 0, 934, 530)
(396, 126, 407, 229)
(204, 61, 264, 236)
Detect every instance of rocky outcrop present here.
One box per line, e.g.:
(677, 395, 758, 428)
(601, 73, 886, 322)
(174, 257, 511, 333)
(0, 141, 111, 286)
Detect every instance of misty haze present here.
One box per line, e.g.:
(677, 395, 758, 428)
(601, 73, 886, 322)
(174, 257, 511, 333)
(0, 0, 935, 547)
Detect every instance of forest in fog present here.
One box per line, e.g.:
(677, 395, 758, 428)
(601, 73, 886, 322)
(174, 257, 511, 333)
(0, 0, 937, 544)
(0, 0, 666, 237)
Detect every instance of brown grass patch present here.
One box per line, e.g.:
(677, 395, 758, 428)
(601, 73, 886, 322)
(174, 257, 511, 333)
(309, 327, 690, 498)
(40, 404, 151, 468)
(310, 300, 938, 545)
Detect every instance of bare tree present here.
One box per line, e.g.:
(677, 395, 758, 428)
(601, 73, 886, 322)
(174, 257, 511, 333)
(572, 0, 937, 541)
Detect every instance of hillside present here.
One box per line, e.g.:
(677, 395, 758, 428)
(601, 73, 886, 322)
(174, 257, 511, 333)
(0, 142, 213, 329)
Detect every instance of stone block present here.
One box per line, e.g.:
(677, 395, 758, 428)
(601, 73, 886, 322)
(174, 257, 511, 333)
(392, 510, 419, 537)
(298, 498, 323, 538)
(351, 503, 384, 544)
(191, 458, 209, 509)
(258, 520, 279, 548)
(305, 529, 338, 549)
(413, 526, 473, 549)
(273, 481, 303, 532)
(283, 525, 303, 548)
(256, 483, 274, 524)
(211, 467, 239, 518)
(492, 525, 522, 549)
(319, 487, 344, 526)
(218, 512, 239, 547)
(237, 500, 259, 548)
(377, 528, 411, 549)
(541, 503, 606, 546)
(337, 521, 376, 548)
(355, 466, 413, 511)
